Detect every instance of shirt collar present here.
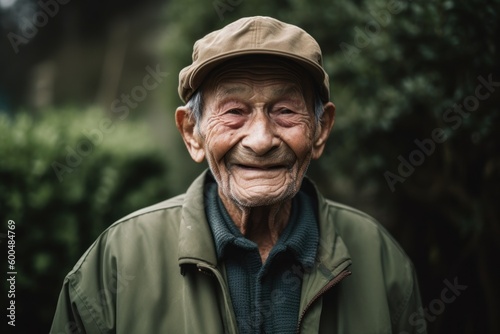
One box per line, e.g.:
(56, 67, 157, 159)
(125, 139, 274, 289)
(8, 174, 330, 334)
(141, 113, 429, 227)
(204, 175, 319, 270)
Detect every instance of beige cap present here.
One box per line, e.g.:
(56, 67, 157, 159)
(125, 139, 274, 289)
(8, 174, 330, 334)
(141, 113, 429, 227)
(178, 16, 330, 103)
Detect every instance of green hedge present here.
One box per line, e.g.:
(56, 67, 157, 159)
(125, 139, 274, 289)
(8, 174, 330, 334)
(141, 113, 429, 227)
(0, 108, 171, 332)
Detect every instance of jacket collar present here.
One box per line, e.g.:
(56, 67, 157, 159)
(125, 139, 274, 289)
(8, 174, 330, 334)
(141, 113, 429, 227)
(178, 170, 219, 267)
(302, 177, 352, 277)
(177, 170, 352, 275)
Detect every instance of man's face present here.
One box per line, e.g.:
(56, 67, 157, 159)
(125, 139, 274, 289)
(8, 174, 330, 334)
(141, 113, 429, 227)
(179, 59, 333, 208)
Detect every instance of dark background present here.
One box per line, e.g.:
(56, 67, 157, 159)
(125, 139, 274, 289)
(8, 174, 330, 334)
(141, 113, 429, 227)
(1, 0, 499, 333)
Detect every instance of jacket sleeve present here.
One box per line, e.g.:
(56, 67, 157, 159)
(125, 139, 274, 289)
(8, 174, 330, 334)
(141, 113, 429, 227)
(392, 264, 427, 334)
(50, 233, 117, 334)
(50, 275, 104, 334)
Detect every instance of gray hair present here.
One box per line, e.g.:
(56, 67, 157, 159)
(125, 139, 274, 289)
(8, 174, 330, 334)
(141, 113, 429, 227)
(185, 89, 325, 125)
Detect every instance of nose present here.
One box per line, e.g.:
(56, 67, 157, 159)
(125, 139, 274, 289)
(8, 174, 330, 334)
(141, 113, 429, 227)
(241, 112, 280, 156)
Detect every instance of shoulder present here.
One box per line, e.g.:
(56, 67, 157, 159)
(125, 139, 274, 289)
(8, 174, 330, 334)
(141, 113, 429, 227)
(68, 194, 187, 277)
(54, 193, 191, 333)
(324, 199, 379, 225)
(322, 198, 409, 259)
(100, 193, 186, 241)
(65, 171, 210, 280)
(321, 198, 420, 320)
(115, 193, 185, 225)
(315, 198, 424, 331)
(302, 176, 409, 262)
(323, 197, 417, 291)
(318, 195, 416, 285)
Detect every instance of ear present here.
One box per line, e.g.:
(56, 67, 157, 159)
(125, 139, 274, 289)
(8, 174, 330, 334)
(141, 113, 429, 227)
(312, 102, 335, 160)
(175, 106, 205, 163)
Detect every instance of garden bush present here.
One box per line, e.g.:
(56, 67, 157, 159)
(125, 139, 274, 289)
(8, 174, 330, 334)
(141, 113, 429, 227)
(0, 108, 171, 332)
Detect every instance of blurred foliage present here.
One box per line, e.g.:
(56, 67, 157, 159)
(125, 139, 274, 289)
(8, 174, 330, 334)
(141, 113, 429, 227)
(162, 0, 500, 333)
(0, 108, 170, 333)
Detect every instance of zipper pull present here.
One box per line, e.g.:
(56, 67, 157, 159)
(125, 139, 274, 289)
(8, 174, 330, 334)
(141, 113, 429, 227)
(197, 265, 216, 277)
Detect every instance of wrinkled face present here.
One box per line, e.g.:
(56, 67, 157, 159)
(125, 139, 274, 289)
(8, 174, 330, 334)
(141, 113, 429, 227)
(196, 59, 320, 207)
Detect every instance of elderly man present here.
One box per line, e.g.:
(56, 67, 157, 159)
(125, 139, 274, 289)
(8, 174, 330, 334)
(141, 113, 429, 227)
(51, 16, 425, 334)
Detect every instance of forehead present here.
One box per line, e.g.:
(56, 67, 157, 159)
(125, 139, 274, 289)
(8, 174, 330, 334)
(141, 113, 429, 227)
(202, 56, 315, 102)
(214, 81, 305, 100)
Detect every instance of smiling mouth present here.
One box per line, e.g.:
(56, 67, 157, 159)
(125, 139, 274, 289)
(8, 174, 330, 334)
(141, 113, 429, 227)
(235, 164, 288, 171)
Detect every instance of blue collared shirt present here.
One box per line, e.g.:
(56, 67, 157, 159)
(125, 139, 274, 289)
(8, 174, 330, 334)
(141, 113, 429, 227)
(204, 178, 319, 334)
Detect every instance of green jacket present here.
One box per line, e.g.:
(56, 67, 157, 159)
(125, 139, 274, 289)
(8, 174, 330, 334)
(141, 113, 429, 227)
(50, 171, 426, 333)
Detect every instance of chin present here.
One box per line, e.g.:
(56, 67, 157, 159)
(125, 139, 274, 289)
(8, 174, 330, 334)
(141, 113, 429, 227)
(229, 186, 298, 208)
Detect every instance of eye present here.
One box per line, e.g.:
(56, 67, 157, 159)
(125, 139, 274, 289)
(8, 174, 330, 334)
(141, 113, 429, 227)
(226, 109, 243, 115)
(275, 108, 295, 116)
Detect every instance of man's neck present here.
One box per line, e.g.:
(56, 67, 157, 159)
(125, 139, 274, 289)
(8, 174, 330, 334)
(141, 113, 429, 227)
(218, 190, 292, 263)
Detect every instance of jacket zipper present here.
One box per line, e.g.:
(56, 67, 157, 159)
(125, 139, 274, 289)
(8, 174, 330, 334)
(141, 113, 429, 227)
(196, 263, 239, 333)
(295, 269, 351, 334)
